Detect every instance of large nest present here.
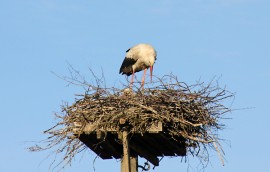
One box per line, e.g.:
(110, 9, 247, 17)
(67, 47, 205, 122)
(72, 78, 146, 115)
(29, 74, 233, 169)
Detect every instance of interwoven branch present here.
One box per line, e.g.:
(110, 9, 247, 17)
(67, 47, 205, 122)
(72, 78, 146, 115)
(29, 74, 233, 169)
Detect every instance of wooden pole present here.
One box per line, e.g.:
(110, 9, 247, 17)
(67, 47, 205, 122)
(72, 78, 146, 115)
(121, 130, 130, 172)
(121, 131, 138, 172)
(130, 156, 138, 172)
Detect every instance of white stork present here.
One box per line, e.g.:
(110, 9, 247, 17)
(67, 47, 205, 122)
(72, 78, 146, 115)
(119, 43, 157, 89)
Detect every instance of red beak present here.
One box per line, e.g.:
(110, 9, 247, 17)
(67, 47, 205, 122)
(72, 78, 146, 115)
(150, 66, 153, 82)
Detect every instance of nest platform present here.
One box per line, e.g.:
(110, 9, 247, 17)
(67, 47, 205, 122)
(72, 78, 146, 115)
(76, 120, 186, 166)
(30, 75, 233, 170)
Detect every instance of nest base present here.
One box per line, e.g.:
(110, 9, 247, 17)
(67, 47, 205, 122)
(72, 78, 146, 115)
(78, 120, 186, 166)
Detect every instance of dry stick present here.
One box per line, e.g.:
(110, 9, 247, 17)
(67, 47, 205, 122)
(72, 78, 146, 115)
(213, 141, 225, 166)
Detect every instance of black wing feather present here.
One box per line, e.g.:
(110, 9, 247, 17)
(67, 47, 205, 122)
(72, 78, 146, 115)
(119, 57, 137, 76)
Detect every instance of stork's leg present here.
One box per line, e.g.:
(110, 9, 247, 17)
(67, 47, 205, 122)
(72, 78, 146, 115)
(141, 69, 147, 88)
(130, 71, 135, 89)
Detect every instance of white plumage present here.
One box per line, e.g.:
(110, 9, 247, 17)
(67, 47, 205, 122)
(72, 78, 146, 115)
(119, 43, 157, 88)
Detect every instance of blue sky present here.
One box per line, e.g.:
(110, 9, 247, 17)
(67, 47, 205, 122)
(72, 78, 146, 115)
(0, 0, 269, 171)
